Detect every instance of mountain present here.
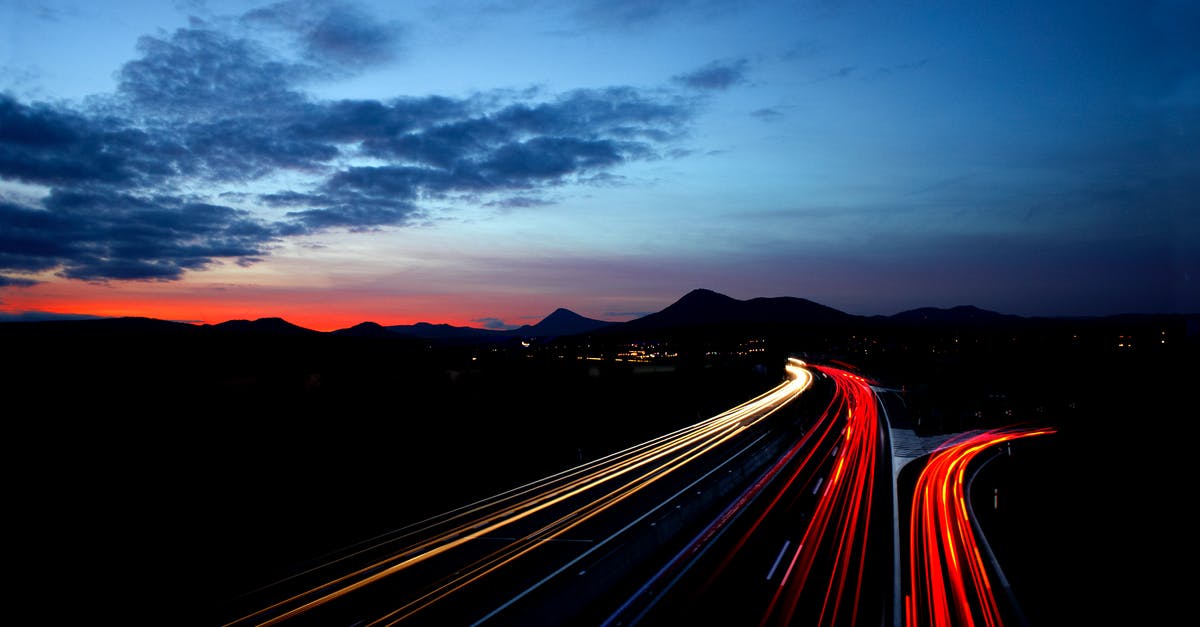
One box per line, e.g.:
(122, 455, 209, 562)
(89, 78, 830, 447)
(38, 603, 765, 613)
(0, 315, 199, 337)
(331, 321, 402, 338)
(888, 305, 1023, 327)
(384, 321, 508, 340)
(608, 288, 855, 334)
(510, 308, 615, 337)
(372, 308, 612, 341)
(207, 317, 319, 335)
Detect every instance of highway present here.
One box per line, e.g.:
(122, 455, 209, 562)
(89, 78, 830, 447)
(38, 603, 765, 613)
(218, 359, 1051, 627)
(220, 358, 817, 626)
(904, 426, 1056, 627)
(602, 364, 892, 627)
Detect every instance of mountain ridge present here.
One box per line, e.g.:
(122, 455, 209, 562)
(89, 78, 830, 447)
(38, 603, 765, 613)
(5, 289, 1194, 340)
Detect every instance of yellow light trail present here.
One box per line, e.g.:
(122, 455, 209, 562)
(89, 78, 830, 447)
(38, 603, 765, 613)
(227, 358, 814, 626)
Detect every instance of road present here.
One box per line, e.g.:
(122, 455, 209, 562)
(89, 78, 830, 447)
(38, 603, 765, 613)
(601, 364, 893, 627)
(219, 358, 817, 626)
(217, 359, 1051, 627)
(904, 426, 1055, 627)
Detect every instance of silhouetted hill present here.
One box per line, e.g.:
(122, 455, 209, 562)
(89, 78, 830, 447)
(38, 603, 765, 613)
(385, 321, 508, 340)
(889, 305, 1022, 326)
(512, 308, 614, 337)
(85, 316, 197, 332)
(0, 315, 196, 335)
(332, 321, 399, 338)
(5, 293, 1193, 627)
(607, 288, 854, 335)
(377, 308, 611, 341)
(207, 317, 318, 335)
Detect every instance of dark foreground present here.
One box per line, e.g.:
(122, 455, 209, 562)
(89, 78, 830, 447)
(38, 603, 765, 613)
(3, 316, 1192, 625)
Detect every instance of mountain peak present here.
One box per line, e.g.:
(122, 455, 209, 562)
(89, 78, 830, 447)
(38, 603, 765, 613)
(609, 288, 852, 334)
(678, 288, 737, 303)
(331, 321, 402, 338)
(890, 305, 1019, 324)
(543, 307, 585, 321)
(521, 307, 613, 337)
(660, 288, 743, 316)
(210, 317, 318, 334)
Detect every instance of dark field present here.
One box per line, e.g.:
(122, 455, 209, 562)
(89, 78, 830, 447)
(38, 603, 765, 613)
(3, 315, 1192, 625)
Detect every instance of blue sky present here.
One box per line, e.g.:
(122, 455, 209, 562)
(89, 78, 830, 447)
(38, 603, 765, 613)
(1, 0, 1197, 329)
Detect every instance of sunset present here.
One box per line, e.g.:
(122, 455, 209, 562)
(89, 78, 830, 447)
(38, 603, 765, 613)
(3, 1, 1196, 329)
(2, 2, 1195, 626)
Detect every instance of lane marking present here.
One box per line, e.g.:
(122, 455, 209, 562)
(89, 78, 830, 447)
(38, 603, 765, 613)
(766, 540, 791, 581)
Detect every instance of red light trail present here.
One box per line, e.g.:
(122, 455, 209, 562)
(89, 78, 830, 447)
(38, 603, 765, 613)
(906, 426, 1055, 627)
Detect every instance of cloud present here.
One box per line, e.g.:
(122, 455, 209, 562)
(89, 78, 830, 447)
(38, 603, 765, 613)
(569, 0, 746, 29)
(0, 275, 39, 287)
(0, 193, 289, 281)
(472, 317, 517, 330)
(117, 27, 309, 120)
(673, 58, 749, 91)
(480, 136, 625, 180)
(263, 87, 688, 224)
(0, 310, 104, 322)
(0, 94, 179, 187)
(242, 0, 404, 68)
(751, 107, 783, 121)
(0, 9, 694, 282)
(484, 196, 552, 209)
(572, 0, 672, 27)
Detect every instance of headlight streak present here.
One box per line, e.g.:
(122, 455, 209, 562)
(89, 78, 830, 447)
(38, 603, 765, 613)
(603, 364, 885, 627)
(225, 358, 814, 626)
(599, 364, 845, 627)
(905, 426, 1055, 627)
(376, 406, 793, 626)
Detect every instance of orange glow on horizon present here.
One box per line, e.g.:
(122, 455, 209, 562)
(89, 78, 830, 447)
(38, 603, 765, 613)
(1, 280, 618, 331)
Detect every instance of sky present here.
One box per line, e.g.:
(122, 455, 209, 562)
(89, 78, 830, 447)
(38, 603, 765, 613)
(1, 0, 1197, 330)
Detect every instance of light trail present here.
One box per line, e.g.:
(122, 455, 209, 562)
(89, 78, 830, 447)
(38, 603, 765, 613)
(224, 358, 814, 626)
(757, 365, 882, 627)
(905, 426, 1055, 627)
(603, 364, 885, 627)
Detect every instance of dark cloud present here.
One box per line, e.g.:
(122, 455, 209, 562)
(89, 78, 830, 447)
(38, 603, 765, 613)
(492, 87, 686, 140)
(0, 275, 39, 287)
(485, 196, 552, 209)
(481, 137, 624, 181)
(289, 96, 469, 143)
(0, 310, 103, 322)
(673, 59, 749, 91)
(31, 3, 73, 22)
(285, 203, 420, 231)
(262, 89, 689, 223)
(0, 9, 693, 282)
(573, 0, 671, 27)
(303, 7, 402, 66)
(117, 27, 309, 119)
(0, 95, 181, 186)
(0, 194, 289, 281)
(751, 107, 783, 121)
(570, 0, 746, 29)
(472, 317, 517, 330)
(179, 117, 339, 180)
(242, 0, 404, 68)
